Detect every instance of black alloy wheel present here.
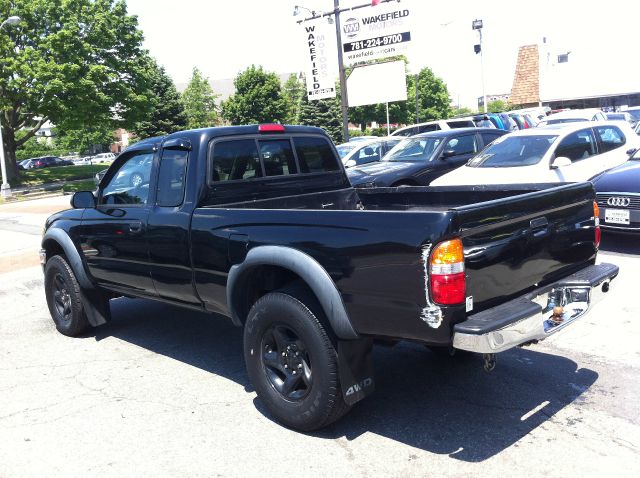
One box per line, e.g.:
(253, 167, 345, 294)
(44, 255, 90, 336)
(52, 273, 73, 323)
(243, 289, 351, 431)
(261, 324, 312, 401)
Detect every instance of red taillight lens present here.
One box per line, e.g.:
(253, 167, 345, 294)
(258, 123, 285, 133)
(430, 239, 466, 305)
(593, 201, 601, 249)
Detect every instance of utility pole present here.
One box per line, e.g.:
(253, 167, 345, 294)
(333, 0, 350, 142)
(296, 0, 400, 142)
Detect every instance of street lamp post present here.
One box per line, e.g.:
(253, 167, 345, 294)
(0, 15, 22, 199)
(472, 19, 487, 113)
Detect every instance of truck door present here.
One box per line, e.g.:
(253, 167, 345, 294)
(148, 140, 201, 306)
(79, 149, 156, 295)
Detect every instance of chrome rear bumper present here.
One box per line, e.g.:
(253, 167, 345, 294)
(453, 263, 618, 354)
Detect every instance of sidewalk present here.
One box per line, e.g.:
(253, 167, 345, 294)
(0, 195, 71, 272)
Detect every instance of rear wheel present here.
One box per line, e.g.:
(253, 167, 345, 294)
(243, 291, 350, 431)
(44, 255, 90, 336)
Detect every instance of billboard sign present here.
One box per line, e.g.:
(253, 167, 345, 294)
(301, 19, 338, 101)
(341, 2, 414, 66)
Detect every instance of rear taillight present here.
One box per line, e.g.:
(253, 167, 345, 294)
(430, 238, 466, 305)
(594, 201, 601, 249)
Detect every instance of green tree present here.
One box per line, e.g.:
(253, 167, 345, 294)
(282, 73, 305, 124)
(488, 99, 509, 113)
(452, 107, 475, 117)
(0, 0, 154, 182)
(407, 67, 452, 123)
(181, 67, 219, 129)
(55, 124, 115, 155)
(134, 59, 187, 138)
(222, 65, 288, 125)
(298, 83, 343, 143)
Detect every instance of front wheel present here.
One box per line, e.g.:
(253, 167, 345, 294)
(44, 255, 90, 336)
(243, 291, 350, 431)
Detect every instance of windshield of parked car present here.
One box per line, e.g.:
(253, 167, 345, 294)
(467, 135, 558, 167)
(544, 118, 588, 125)
(336, 144, 356, 158)
(625, 110, 640, 121)
(382, 137, 443, 162)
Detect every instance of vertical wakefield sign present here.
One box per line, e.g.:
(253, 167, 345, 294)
(302, 18, 338, 101)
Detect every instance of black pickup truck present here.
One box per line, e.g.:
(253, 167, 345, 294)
(41, 124, 618, 431)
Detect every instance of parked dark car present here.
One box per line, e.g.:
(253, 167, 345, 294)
(593, 148, 640, 233)
(29, 156, 72, 169)
(40, 123, 616, 432)
(18, 159, 34, 170)
(348, 128, 508, 187)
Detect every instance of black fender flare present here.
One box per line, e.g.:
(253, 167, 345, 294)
(227, 245, 358, 340)
(42, 228, 94, 290)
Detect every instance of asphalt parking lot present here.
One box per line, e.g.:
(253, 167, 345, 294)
(0, 196, 639, 477)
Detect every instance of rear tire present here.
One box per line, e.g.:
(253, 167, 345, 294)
(44, 255, 90, 336)
(243, 291, 350, 431)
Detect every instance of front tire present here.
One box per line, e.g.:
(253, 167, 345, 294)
(243, 291, 350, 431)
(44, 255, 90, 336)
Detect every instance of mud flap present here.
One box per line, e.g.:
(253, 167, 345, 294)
(80, 289, 112, 327)
(337, 338, 375, 406)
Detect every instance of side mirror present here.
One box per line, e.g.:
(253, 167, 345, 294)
(550, 156, 572, 169)
(71, 191, 96, 209)
(441, 149, 456, 159)
(345, 159, 357, 168)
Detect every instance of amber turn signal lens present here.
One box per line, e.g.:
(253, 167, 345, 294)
(431, 238, 464, 265)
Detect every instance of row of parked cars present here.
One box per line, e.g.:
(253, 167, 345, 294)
(18, 152, 117, 170)
(338, 108, 640, 234)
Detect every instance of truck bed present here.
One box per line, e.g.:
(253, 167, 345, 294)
(194, 182, 597, 344)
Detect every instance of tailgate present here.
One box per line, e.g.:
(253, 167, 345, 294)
(452, 182, 598, 314)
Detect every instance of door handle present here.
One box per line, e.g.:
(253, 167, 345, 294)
(129, 221, 143, 233)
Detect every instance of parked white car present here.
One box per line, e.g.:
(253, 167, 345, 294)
(92, 152, 116, 164)
(72, 156, 93, 166)
(391, 119, 476, 137)
(338, 137, 403, 168)
(537, 108, 606, 127)
(431, 122, 639, 186)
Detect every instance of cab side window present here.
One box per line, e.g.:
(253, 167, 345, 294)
(100, 151, 154, 206)
(595, 125, 625, 153)
(554, 129, 597, 162)
(157, 149, 188, 207)
(294, 137, 340, 173)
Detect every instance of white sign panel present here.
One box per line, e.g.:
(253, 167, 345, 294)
(347, 60, 407, 107)
(301, 19, 338, 101)
(341, 2, 414, 66)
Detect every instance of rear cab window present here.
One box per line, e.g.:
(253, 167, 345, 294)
(210, 135, 339, 184)
(206, 134, 345, 205)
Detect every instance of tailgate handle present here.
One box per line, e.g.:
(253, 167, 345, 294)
(530, 217, 548, 235)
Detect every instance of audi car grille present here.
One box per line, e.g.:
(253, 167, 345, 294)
(596, 193, 640, 210)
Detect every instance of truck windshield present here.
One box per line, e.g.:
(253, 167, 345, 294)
(467, 135, 558, 167)
(382, 137, 443, 162)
